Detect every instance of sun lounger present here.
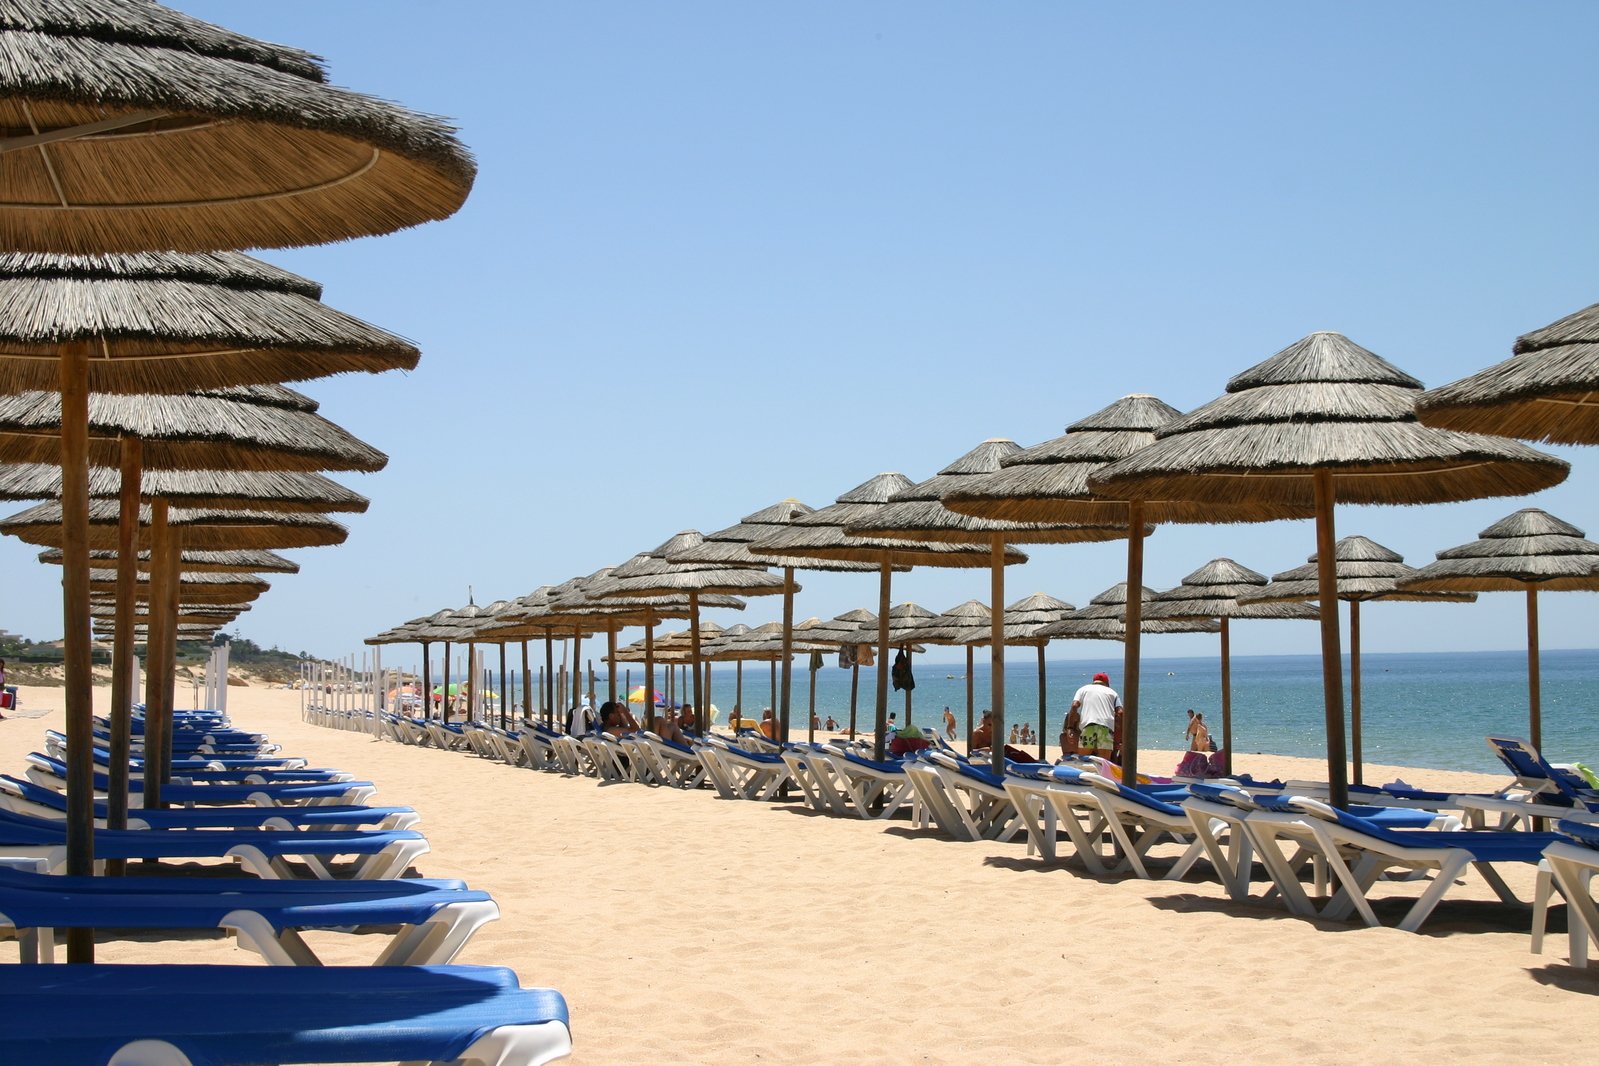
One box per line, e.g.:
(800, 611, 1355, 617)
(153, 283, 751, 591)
(0, 807, 429, 881)
(580, 735, 631, 783)
(926, 753, 1029, 842)
(0, 963, 571, 1065)
(61, 746, 352, 785)
(1247, 794, 1561, 932)
(1534, 819, 1599, 967)
(0, 775, 419, 832)
(634, 733, 708, 789)
(25, 754, 378, 808)
(0, 866, 496, 966)
(779, 745, 852, 815)
(819, 751, 922, 822)
(1456, 737, 1599, 830)
(517, 724, 564, 771)
(695, 741, 790, 800)
(550, 735, 589, 776)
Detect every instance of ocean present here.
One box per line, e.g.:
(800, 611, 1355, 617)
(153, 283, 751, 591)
(468, 647, 1599, 775)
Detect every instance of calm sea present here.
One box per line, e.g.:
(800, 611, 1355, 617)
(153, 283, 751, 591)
(477, 648, 1599, 775)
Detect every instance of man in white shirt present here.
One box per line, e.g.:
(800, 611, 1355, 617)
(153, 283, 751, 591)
(1070, 672, 1122, 755)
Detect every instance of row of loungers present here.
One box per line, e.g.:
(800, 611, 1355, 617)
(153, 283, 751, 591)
(322, 705, 1599, 967)
(2, 706, 573, 1065)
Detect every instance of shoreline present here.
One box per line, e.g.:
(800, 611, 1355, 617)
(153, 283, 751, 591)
(3, 681, 1591, 1064)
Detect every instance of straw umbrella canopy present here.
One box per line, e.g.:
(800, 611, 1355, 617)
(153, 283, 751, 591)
(92, 602, 244, 627)
(847, 439, 1129, 770)
(84, 567, 268, 605)
(1239, 535, 1475, 782)
(591, 531, 781, 727)
(1035, 584, 1221, 639)
(1141, 558, 1318, 771)
(751, 472, 1028, 758)
(786, 609, 877, 737)
(1415, 300, 1599, 445)
(46, 546, 298, 574)
(1, 499, 347, 550)
(0, 461, 367, 512)
(0, 2, 475, 255)
(668, 499, 881, 742)
(0, 253, 420, 395)
(1089, 333, 1566, 806)
(0, 388, 387, 471)
(942, 395, 1304, 780)
(1398, 509, 1599, 750)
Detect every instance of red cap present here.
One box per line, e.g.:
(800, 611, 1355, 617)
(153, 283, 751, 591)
(1093, 672, 1109, 683)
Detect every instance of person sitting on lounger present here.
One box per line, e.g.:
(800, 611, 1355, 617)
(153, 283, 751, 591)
(758, 707, 776, 738)
(598, 701, 639, 736)
(678, 702, 700, 736)
(970, 710, 994, 751)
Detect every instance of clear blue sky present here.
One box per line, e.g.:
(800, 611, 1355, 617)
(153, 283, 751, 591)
(6, 2, 1599, 665)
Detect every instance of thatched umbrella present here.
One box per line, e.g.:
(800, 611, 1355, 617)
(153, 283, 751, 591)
(951, 593, 1077, 759)
(1088, 333, 1566, 806)
(91, 602, 245, 628)
(0, 4, 475, 255)
(1, 499, 347, 550)
(1240, 536, 1475, 783)
(0, 462, 368, 513)
(47, 547, 298, 574)
(793, 610, 877, 737)
(84, 567, 268, 605)
(751, 472, 1027, 759)
(1142, 558, 1318, 773)
(589, 532, 779, 729)
(1415, 300, 1599, 444)
(1398, 509, 1599, 750)
(847, 439, 1124, 771)
(668, 500, 879, 743)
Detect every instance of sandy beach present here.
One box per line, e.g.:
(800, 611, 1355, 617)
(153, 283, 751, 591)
(4, 681, 1593, 1065)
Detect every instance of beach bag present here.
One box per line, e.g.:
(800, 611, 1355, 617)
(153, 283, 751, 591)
(1175, 751, 1210, 778)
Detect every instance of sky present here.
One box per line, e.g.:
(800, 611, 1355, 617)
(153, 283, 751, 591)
(5, 2, 1599, 666)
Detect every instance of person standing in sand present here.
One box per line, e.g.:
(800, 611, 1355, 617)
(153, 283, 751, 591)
(942, 706, 956, 739)
(1070, 672, 1121, 756)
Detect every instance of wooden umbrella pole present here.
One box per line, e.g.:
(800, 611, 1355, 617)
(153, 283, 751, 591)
(689, 591, 703, 729)
(779, 570, 795, 743)
(498, 642, 508, 729)
(543, 634, 555, 727)
(420, 643, 431, 722)
(849, 657, 860, 738)
(1121, 501, 1145, 783)
(520, 640, 531, 723)
(1313, 470, 1350, 810)
(1036, 643, 1048, 762)
(643, 617, 656, 731)
(1527, 586, 1541, 751)
(107, 435, 143, 842)
(572, 630, 584, 718)
(606, 622, 618, 706)
(965, 644, 974, 755)
(157, 522, 183, 797)
(736, 660, 743, 719)
(59, 340, 94, 963)
(768, 659, 776, 718)
(1350, 600, 1363, 786)
(143, 499, 173, 813)
(873, 559, 893, 761)
(441, 642, 451, 724)
(904, 647, 913, 725)
(988, 534, 1005, 774)
(807, 653, 817, 742)
(1219, 617, 1232, 776)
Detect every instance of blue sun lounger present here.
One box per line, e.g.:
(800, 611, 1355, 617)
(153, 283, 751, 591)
(25, 754, 377, 807)
(0, 866, 497, 966)
(1536, 819, 1599, 967)
(1246, 793, 1562, 931)
(0, 775, 419, 832)
(0, 807, 429, 880)
(0, 963, 572, 1065)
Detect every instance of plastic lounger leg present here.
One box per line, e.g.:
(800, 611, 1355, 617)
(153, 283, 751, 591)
(395, 1019, 574, 1066)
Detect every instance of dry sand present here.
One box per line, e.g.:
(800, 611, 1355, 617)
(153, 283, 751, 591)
(3, 682, 1594, 1064)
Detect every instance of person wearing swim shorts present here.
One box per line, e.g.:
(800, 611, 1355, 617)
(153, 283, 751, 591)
(1070, 672, 1122, 755)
